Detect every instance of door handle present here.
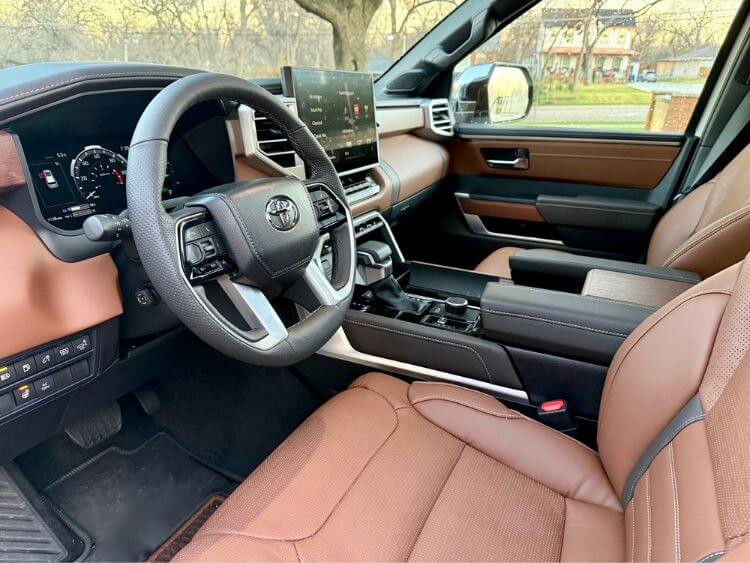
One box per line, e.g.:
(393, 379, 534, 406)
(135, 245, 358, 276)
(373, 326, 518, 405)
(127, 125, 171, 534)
(484, 148, 530, 170)
(486, 156, 529, 170)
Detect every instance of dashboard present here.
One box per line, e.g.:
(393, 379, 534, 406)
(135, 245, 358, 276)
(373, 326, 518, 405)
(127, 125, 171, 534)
(15, 91, 235, 231)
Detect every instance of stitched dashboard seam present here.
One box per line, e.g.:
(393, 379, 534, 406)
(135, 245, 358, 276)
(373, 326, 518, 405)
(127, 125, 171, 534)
(482, 309, 630, 337)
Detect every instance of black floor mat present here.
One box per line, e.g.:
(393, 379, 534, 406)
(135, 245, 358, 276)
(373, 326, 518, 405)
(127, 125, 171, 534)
(42, 433, 234, 562)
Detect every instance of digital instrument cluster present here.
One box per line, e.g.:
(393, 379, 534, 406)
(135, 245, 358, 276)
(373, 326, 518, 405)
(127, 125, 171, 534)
(28, 143, 181, 231)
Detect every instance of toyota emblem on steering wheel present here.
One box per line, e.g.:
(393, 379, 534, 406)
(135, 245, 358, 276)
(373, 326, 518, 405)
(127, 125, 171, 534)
(265, 196, 299, 231)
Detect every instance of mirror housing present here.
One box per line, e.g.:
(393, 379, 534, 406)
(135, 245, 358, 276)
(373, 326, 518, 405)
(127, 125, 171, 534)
(452, 62, 533, 125)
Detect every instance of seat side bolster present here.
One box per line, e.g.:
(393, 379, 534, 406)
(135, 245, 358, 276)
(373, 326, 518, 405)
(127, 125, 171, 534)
(660, 205, 750, 278)
(408, 381, 621, 512)
(474, 247, 521, 278)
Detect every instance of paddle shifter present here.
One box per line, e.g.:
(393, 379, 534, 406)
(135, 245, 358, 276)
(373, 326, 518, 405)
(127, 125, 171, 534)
(356, 241, 430, 315)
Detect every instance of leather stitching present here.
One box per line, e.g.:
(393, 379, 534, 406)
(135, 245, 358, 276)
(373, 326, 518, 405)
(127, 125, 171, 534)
(410, 394, 522, 419)
(0, 71, 187, 104)
(669, 442, 681, 562)
(482, 309, 630, 337)
(622, 413, 704, 505)
(697, 551, 726, 562)
(663, 206, 750, 267)
(646, 469, 652, 563)
(345, 319, 495, 383)
(631, 500, 636, 562)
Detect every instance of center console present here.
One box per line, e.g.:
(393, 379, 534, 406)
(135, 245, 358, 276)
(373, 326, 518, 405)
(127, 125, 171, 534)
(318, 210, 701, 432)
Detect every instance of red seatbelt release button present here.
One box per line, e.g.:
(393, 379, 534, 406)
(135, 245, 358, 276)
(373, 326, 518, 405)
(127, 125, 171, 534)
(540, 399, 566, 413)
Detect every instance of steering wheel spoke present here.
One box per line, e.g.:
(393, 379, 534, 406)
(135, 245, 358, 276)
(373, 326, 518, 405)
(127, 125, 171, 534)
(127, 73, 354, 366)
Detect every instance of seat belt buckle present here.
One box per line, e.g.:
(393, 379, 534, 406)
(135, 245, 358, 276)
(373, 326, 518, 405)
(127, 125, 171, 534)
(537, 399, 577, 434)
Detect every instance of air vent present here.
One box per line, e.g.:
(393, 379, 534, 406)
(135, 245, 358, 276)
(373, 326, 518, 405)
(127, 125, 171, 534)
(253, 112, 298, 169)
(237, 103, 306, 178)
(429, 100, 454, 136)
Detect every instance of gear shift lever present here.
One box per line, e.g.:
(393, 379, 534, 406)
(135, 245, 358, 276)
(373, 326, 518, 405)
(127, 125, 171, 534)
(357, 241, 430, 315)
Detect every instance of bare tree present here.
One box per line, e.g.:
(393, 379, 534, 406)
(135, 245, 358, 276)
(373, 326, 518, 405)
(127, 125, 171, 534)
(292, 0, 382, 70)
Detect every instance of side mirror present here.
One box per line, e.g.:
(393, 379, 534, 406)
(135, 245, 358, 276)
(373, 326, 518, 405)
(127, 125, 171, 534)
(452, 63, 533, 125)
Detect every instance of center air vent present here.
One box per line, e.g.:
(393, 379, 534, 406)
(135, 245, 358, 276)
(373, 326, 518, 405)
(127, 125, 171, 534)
(237, 103, 306, 178)
(253, 112, 297, 168)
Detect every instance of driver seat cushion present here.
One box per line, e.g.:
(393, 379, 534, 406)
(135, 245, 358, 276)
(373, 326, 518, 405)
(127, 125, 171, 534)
(174, 373, 624, 561)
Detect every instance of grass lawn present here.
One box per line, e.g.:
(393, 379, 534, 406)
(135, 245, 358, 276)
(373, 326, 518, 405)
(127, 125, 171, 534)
(538, 84, 652, 106)
(520, 120, 648, 132)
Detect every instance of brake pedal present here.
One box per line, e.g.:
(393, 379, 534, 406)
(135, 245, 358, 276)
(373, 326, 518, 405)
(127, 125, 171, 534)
(133, 386, 161, 415)
(64, 402, 122, 449)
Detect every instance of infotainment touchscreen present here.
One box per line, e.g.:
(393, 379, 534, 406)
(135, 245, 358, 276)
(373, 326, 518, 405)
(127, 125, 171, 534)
(283, 67, 379, 175)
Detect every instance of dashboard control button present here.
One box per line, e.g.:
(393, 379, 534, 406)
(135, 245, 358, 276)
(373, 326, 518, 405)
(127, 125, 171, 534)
(35, 349, 56, 370)
(13, 384, 35, 404)
(0, 393, 14, 415)
(54, 368, 73, 388)
(54, 343, 74, 362)
(71, 335, 91, 356)
(0, 364, 17, 386)
(70, 360, 89, 382)
(14, 357, 37, 377)
(135, 287, 159, 307)
(34, 376, 55, 395)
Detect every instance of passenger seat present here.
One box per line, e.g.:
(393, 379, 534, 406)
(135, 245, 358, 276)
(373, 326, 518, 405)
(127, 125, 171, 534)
(475, 145, 750, 279)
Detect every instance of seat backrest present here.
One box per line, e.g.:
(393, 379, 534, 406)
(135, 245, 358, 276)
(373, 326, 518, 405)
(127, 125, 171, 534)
(597, 255, 750, 560)
(647, 145, 750, 277)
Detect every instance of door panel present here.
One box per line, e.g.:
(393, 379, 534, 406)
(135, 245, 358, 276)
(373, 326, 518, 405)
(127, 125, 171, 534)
(450, 137, 682, 189)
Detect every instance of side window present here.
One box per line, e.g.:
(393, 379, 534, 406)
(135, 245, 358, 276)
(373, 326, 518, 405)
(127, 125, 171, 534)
(451, 0, 742, 133)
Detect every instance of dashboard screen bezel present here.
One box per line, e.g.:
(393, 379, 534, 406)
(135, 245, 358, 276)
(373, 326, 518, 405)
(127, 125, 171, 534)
(281, 66, 380, 177)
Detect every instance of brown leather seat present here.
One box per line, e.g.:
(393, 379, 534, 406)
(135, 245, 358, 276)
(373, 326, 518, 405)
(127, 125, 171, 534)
(475, 145, 750, 279)
(176, 255, 750, 561)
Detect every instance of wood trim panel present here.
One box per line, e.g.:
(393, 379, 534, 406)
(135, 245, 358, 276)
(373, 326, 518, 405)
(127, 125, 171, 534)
(450, 138, 681, 190)
(582, 269, 694, 308)
(0, 131, 25, 192)
(458, 197, 544, 222)
(0, 206, 123, 359)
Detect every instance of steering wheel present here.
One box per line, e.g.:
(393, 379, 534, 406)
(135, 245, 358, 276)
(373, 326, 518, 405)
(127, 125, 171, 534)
(126, 73, 355, 366)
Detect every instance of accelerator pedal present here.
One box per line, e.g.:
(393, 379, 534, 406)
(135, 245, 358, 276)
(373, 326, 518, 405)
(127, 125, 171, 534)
(64, 402, 122, 449)
(133, 386, 161, 416)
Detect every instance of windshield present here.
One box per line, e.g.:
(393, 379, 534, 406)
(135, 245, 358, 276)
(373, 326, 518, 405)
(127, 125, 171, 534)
(0, 0, 465, 76)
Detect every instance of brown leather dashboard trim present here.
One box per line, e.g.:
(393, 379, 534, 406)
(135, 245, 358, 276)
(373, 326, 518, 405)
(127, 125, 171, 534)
(0, 131, 26, 192)
(380, 134, 448, 202)
(0, 206, 123, 359)
(450, 138, 681, 189)
(458, 197, 544, 223)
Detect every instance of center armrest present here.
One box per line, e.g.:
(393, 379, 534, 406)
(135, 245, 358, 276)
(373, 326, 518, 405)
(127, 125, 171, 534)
(509, 248, 701, 288)
(481, 282, 654, 364)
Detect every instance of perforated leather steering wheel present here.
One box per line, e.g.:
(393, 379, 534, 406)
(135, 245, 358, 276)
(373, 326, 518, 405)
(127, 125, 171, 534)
(126, 73, 355, 366)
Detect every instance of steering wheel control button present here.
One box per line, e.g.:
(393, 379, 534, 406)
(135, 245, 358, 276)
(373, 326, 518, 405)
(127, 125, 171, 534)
(13, 384, 35, 405)
(14, 357, 37, 378)
(184, 243, 204, 266)
(54, 343, 74, 362)
(34, 350, 56, 370)
(71, 335, 91, 356)
(184, 222, 217, 243)
(34, 376, 55, 396)
(266, 196, 300, 231)
(0, 364, 17, 386)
